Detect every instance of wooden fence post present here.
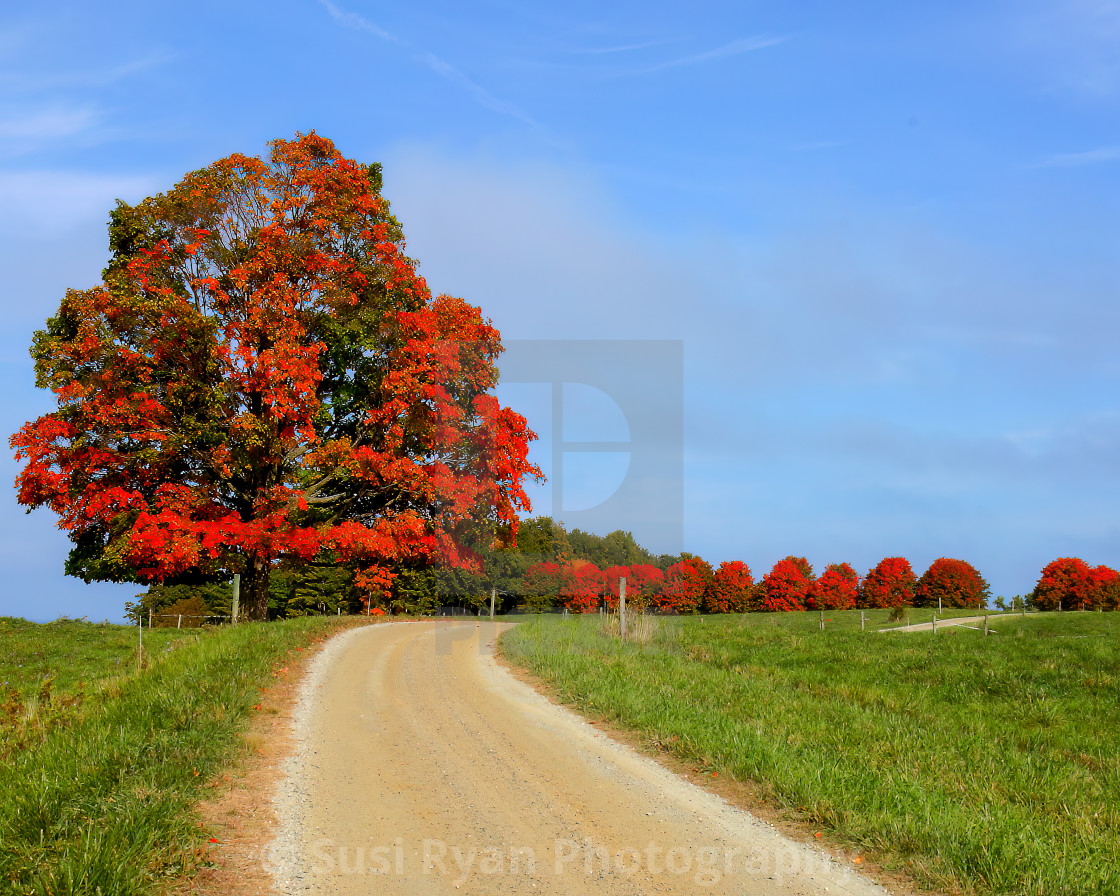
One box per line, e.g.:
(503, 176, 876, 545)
(619, 577, 627, 639)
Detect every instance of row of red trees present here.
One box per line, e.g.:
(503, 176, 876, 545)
(521, 558, 714, 614)
(521, 555, 1120, 614)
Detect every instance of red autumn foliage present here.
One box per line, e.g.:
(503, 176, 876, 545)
(600, 565, 629, 609)
(760, 556, 814, 612)
(522, 562, 564, 602)
(1032, 557, 1091, 610)
(1089, 565, 1120, 610)
(600, 563, 666, 610)
(914, 558, 990, 608)
(704, 561, 754, 613)
(652, 557, 712, 614)
(859, 557, 916, 609)
(628, 564, 667, 598)
(808, 562, 860, 610)
(10, 134, 540, 619)
(1032, 557, 1120, 610)
(559, 561, 605, 613)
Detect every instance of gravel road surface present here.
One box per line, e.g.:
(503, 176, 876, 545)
(880, 615, 991, 633)
(269, 620, 894, 895)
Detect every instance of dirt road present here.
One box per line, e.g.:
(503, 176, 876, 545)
(881, 615, 991, 633)
(268, 620, 893, 895)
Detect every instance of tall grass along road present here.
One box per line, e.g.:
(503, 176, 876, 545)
(270, 619, 888, 894)
(0, 615, 357, 896)
(501, 611, 1120, 896)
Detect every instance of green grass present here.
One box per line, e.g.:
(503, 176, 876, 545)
(0, 617, 204, 760)
(1, 614, 189, 698)
(501, 610, 1120, 896)
(688, 606, 994, 635)
(0, 615, 363, 896)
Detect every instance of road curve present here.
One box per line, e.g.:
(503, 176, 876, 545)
(270, 620, 893, 895)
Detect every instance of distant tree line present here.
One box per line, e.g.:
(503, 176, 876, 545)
(131, 517, 1120, 619)
(385, 523, 1120, 615)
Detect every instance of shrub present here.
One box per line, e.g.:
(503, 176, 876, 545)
(154, 595, 212, 628)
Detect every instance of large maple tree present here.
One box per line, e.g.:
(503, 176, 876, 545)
(11, 133, 540, 620)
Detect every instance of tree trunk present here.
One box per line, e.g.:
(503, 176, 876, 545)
(241, 554, 272, 621)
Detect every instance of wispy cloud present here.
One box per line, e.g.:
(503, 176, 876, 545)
(416, 51, 535, 123)
(0, 170, 159, 233)
(1011, 1, 1120, 97)
(638, 35, 786, 74)
(0, 105, 99, 141)
(0, 52, 177, 94)
(0, 103, 112, 160)
(317, 0, 537, 127)
(0, 48, 177, 158)
(1031, 145, 1120, 167)
(567, 37, 684, 56)
(317, 0, 398, 42)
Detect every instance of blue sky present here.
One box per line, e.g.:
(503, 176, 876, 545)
(2, 1, 1118, 620)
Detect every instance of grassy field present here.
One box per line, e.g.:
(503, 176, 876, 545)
(0, 615, 363, 896)
(0, 617, 196, 745)
(501, 610, 1120, 896)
